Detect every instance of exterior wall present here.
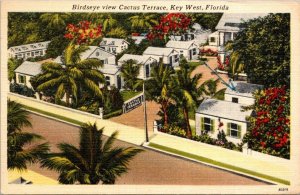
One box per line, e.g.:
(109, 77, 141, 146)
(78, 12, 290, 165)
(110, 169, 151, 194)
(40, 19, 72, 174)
(208, 34, 219, 46)
(15, 73, 33, 88)
(195, 113, 247, 144)
(9, 49, 47, 60)
(224, 93, 255, 105)
(101, 42, 128, 54)
(88, 48, 116, 64)
(175, 47, 199, 61)
(102, 71, 123, 89)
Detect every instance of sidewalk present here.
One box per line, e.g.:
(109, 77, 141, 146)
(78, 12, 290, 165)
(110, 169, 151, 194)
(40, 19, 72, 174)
(8, 93, 290, 185)
(148, 133, 290, 184)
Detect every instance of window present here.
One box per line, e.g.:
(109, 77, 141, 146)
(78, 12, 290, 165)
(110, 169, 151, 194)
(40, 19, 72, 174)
(18, 75, 26, 84)
(193, 48, 197, 55)
(31, 52, 34, 56)
(210, 37, 216, 43)
(105, 76, 111, 86)
(201, 117, 215, 133)
(227, 122, 241, 138)
(145, 64, 150, 78)
(174, 55, 179, 62)
(232, 97, 239, 103)
(95, 52, 100, 56)
(180, 50, 183, 53)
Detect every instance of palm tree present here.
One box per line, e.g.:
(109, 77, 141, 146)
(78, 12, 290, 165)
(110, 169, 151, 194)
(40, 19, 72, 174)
(172, 57, 202, 138)
(36, 45, 105, 106)
(8, 58, 21, 82)
(198, 79, 226, 101)
(96, 14, 117, 33)
(129, 14, 159, 32)
(40, 13, 71, 30)
(225, 42, 244, 80)
(7, 100, 49, 171)
(120, 59, 143, 91)
(145, 61, 174, 126)
(40, 122, 143, 184)
(106, 27, 127, 38)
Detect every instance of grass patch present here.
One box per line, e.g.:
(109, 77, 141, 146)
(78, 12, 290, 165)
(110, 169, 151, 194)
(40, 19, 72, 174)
(148, 143, 290, 185)
(23, 105, 84, 126)
(188, 60, 205, 68)
(121, 90, 142, 101)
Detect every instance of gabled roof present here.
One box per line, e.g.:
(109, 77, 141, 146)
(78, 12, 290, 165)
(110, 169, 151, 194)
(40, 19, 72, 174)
(100, 38, 129, 46)
(100, 64, 120, 75)
(216, 13, 268, 31)
(196, 99, 252, 122)
(131, 36, 146, 44)
(118, 54, 156, 65)
(53, 46, 115, 64)
(143, 47, 178, 56)
(166, 40, 197, 50)
(225, 81, 263, 98)
(9, 41, 50, 53)
(14, 61, 42, 76)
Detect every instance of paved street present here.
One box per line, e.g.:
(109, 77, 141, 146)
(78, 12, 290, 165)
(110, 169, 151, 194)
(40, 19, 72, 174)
(24, 113, 267, 185)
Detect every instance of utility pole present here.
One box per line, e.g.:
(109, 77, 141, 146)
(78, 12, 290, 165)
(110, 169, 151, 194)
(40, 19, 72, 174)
(143, 64, 149, 143)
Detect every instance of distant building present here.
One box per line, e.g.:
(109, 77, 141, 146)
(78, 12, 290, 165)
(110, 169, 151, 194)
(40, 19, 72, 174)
(166, 40, 199, 61)
(14, 61, 42, 89)
(195, 82, 263, 144)
(208, 13, 267, 62)
(118, 54, 157, 79)
(143, 47, 179, 67)
(131, 35, 147, 45)
(99, 38, 129, 54)
(8, 41, 50, 60)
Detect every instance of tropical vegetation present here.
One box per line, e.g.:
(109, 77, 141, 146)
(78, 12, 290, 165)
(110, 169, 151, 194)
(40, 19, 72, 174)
(40, 122, 143, 184)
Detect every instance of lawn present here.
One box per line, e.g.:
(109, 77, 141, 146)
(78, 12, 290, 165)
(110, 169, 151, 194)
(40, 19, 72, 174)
(121, 90, 143, 101)
(188, 60, 205, 68)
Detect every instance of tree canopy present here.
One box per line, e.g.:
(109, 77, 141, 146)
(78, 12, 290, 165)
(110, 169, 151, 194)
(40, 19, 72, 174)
(231, 13, 290, 88)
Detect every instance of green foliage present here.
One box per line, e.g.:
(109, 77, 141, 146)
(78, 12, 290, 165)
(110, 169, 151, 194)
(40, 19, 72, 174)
(103, 109, 123, 119)
(106, 27, 127, 38)
(232, 13, 290, 88)
(188, 13, 223, 31)
(45, 36, 69, 58)
(128, 13, 159, 33)
(40, 122, 143, 184)
(242, 86, 290, 159)
(120, 59, 143, 91)
(10, 83, 36, 98)
(7, 100, 49, 171)
(121, 90, 142, 101)
(8, 58, 23, 82)
(102, 86, 124, 115)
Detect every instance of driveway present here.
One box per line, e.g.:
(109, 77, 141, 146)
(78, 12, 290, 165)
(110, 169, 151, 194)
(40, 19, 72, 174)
(24, 113, 267, 185)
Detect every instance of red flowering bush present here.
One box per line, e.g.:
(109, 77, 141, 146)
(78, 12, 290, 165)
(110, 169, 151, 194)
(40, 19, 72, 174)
(64, 21, 102, 45)
(243, 86, 290, 159)
(147, 13, 191, 42)
(217, 55, 230, 71)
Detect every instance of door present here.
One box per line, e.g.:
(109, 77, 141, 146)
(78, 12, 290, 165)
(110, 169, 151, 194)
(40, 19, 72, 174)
(169, 56, 173, 66)
(117, 75, 122, 89)
(189, 50, 192, 60)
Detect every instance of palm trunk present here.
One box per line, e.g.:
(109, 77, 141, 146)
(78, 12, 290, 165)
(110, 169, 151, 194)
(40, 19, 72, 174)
(161, 101, 168, 126)
(183, 106, 192, 139)
(66, 92, 70, 107)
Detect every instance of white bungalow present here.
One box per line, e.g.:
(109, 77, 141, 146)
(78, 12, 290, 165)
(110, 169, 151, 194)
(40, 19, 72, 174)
(208, 13, 267, 62)
(118, 54, 157, 79)
(99, 38, 129, 54)
(166, 40, 199, 61)
(131, 35, 147, 45)
(143, 47, 179, 67)
(8, 41, 50, 60)
(195, 82, 263, 144)
(14, 61, 42, 89)
(101, 64, 123, 89)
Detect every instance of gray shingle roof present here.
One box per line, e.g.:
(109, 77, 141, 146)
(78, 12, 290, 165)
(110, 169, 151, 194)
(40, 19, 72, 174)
(196, 99, 252, 122)
(216, 13, 268, 31)
(118, 54, 155, 65)
(166, 40, 197, 50)
(100, 64, 120, 75)
(225, 81, 263, 98)
(14, 61, 42, 76)
(100, 38, 129, 46)
(9, 41, 50, 53)
(143, 47, 178, 56)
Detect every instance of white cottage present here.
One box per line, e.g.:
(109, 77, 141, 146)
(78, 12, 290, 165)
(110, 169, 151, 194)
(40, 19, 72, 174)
(99, 38, 129, 54)
(8, 41, 50, 60)
(14, 61, 42, 88)
(118, 54, 157, 79)
(143, 47, 179, 67)
(166, 40, 199, 61)
(195, 82, 263, 144)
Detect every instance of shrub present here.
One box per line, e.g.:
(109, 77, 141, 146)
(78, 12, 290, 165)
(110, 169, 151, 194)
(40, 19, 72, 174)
(103, 109, 123, 119)
(10, 83, 35, 97)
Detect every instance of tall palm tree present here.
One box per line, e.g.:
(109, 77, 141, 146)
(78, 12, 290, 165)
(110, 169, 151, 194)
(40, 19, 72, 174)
(145, 61, 174, 126)
(95, 14, 117, 33)
(120, 59, 143, 91)
(172, 57, 202, 138)
(36, 45, 105, 106)
(198, 79, 226, 100)
(225, 42, 244, 80)
(40, 122, 143, 184)
(7, 100, 49, 171)
(129, 14, 159, 32)
(106, 27, 127, 38)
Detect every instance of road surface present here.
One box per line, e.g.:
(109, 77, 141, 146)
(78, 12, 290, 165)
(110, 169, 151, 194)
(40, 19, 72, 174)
(24, 113, 268, 185)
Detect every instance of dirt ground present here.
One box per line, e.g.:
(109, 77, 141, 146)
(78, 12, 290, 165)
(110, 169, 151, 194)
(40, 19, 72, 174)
(23, 113, 267, 185)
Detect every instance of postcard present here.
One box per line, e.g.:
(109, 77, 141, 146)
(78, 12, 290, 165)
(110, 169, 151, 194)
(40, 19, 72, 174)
(1, 0, 300, 194)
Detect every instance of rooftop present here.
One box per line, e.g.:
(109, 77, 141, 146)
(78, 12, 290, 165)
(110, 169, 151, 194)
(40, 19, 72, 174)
(166, 40, 197, 50)
(100, 64, 120, 75)
(118, 54, 155, 65)
(100, 38, 129, 46)
(143, 47, 178, 56)
(14, 61, 42, 76)
(196, 99, 252, 122)
(9, 41, 50, 53)
(216, 13, 268, 31)
(225, 81, 263, 98)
